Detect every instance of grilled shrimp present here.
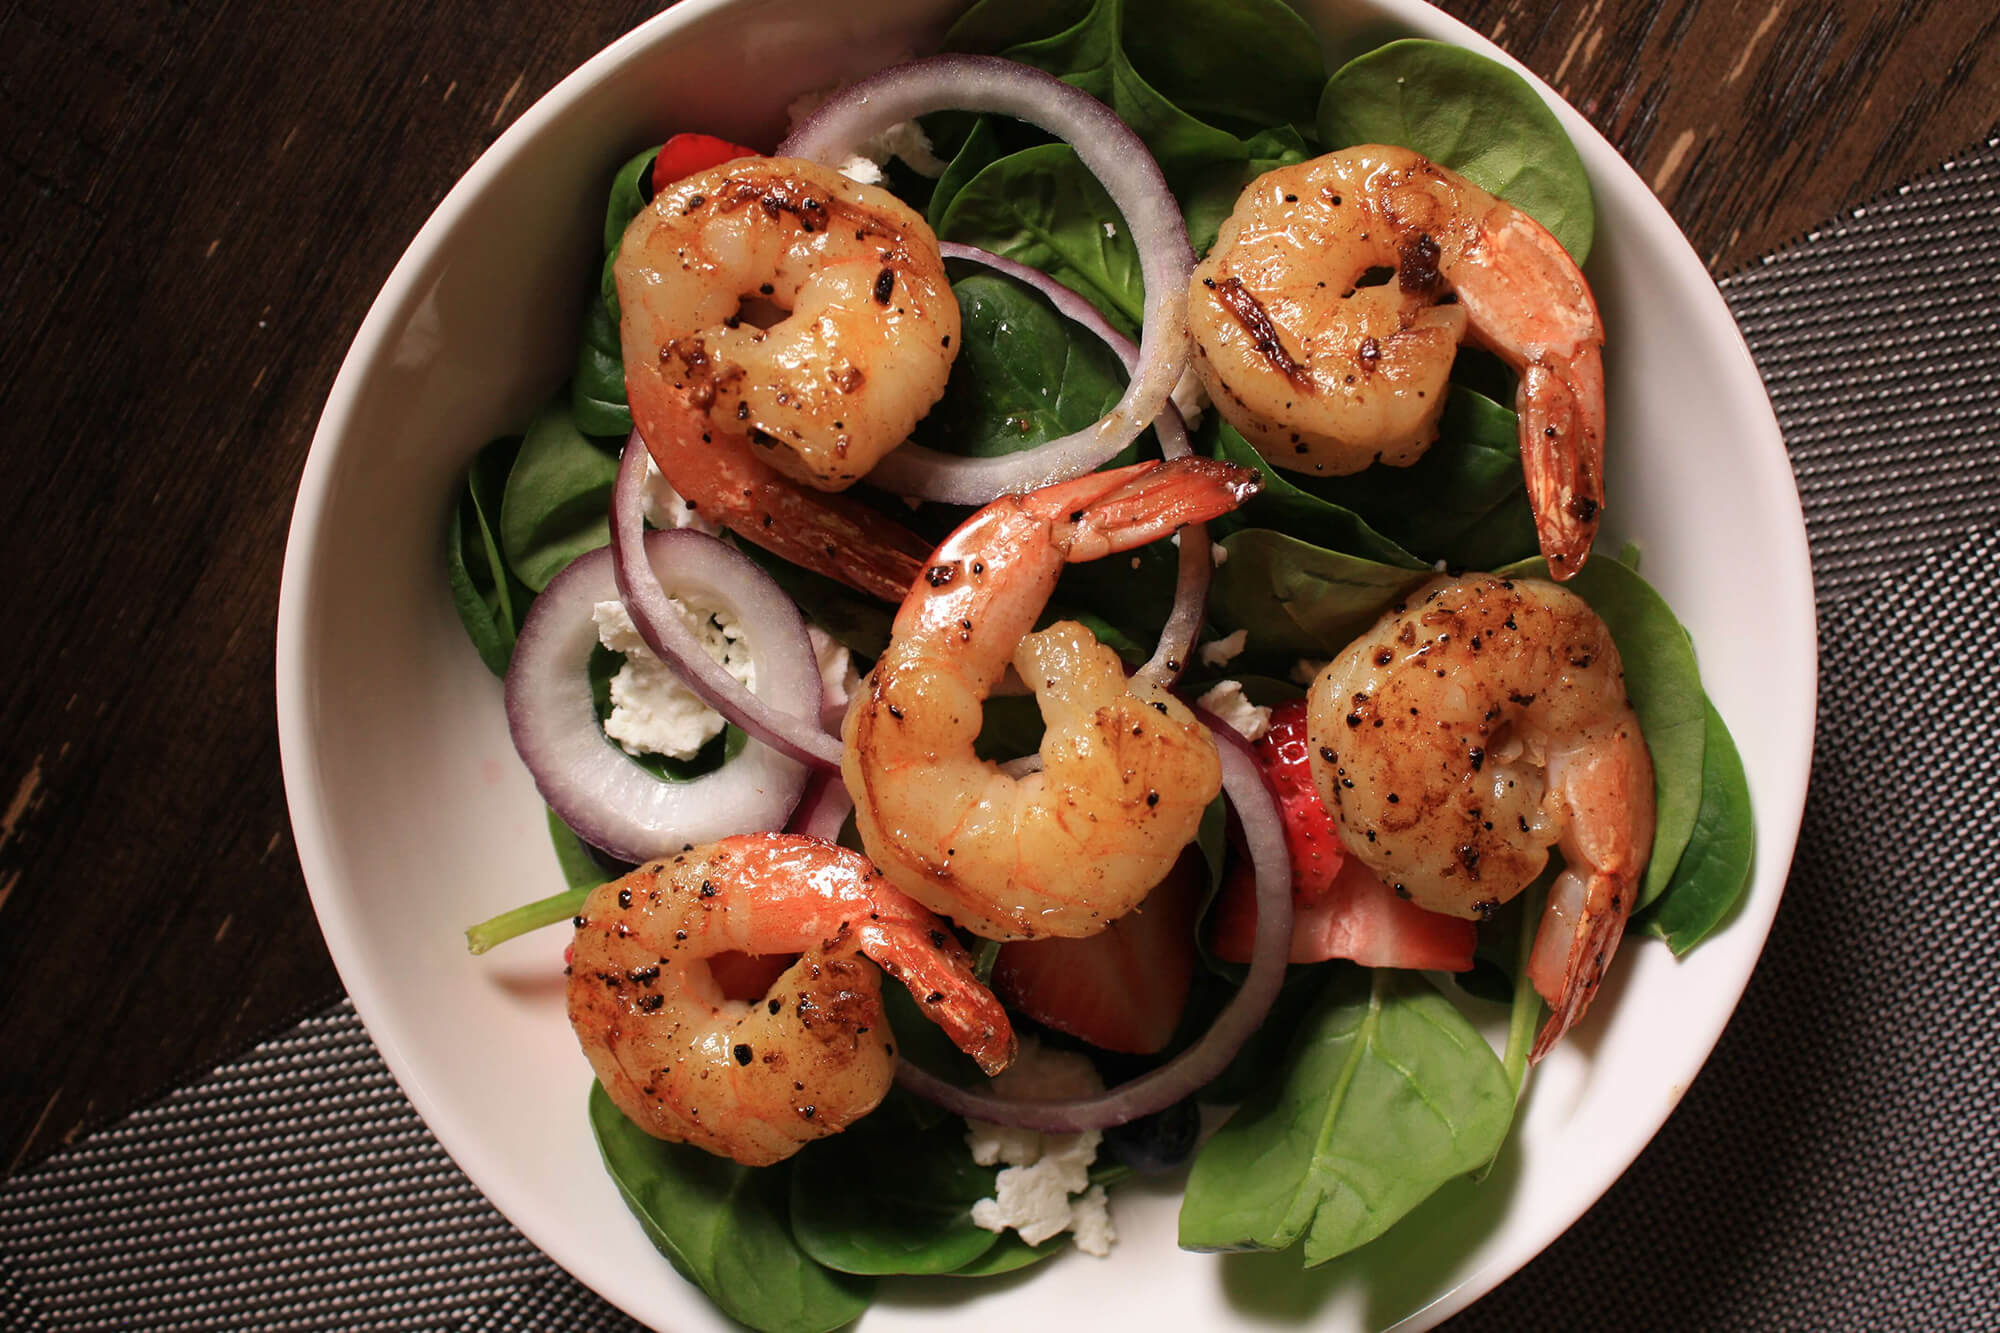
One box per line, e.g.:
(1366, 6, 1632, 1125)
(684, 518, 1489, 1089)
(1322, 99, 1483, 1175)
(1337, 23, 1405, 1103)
(616, 156, 959, 601)
(1305, 574, 1654, 1058)
(567, 833, 1014, 1166)
(842, 458, 1261, 940)
(1189, 146, 1606, 578)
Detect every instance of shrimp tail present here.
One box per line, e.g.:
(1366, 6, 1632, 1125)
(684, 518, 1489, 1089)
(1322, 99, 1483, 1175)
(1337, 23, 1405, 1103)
(1525, 865, 1633, 1062)
(1518, 347, 1606, 582)
(1054, 457, 1262, 560)
(855, 920, 1017, 1075)
(635, 387, 932, 602)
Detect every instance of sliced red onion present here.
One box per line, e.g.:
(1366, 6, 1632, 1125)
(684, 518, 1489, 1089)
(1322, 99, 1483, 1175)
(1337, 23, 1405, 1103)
(781, 55, 1194, 505)
(894, 712, 1292, 1131)
(913, 243, 1212, 687)
(503, 542, 810, 863)
(611, 435, 844, 771)
(787, 770, 854, 844)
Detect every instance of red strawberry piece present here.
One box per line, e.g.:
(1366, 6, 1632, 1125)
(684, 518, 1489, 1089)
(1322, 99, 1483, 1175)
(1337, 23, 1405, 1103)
(991, 853, 1201, 1056)
(652, 132, 761, 190)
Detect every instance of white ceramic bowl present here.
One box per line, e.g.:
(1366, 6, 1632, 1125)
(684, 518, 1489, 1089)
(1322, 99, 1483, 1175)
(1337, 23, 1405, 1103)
(276, 1, 1816, 1328)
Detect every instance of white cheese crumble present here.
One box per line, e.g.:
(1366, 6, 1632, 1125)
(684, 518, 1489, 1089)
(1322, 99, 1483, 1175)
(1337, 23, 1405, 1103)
(1198, 628, 1247, 668)
(1210, 541, 1229, 567)
(592, 600, 753, 760)
(1196, 679, 1271, 742)
(1170, 365, 1211, 430)
(1290, 657, 1329, 687)
(807, 625, 861, 719)
(1102, 220, 1117, 239)
(966, 1041, 1117, 1256)
(642, 457, 721, 536)
(787, 91, 946, 183)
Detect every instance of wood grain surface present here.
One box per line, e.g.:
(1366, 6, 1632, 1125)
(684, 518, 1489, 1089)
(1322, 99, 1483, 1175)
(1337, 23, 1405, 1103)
(0, 0, 1990, 1180)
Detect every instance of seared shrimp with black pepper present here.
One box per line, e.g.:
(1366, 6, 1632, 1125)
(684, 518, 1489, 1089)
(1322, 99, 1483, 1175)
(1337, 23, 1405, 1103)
(842, 458, 1260, 940)
(1306, 574, 1654, 1057)
(1190, 146, 1606, 578)
(567, 833, 1014, 1166)
(616, 156, 959, 601)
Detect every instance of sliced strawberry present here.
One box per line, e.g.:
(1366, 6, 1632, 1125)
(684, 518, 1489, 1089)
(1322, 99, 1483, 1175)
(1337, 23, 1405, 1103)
(991, 853, 1200, 1055)
(709, 950, 798, 1002)
(1209, 697, 1475, 971)
(652, 132, 761, 190)
(1256, 699, 1346, 902)
(1211, 854, 1476, 970)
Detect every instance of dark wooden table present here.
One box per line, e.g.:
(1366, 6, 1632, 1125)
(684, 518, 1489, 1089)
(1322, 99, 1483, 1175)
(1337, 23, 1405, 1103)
(1, 0, 1991, 1183)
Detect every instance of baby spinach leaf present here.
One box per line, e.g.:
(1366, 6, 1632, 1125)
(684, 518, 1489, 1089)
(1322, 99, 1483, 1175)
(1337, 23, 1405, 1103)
(1500, 556, 1707, 907)
(1207, 529, 1427, 664)
(1639, 697, 1755, 954)
(789, 1096, 1003, 1275)
(499, 400, 621, 591)
(908, 270, 1128, 459)
(937, 143, 1146, 333)
(1119, 0, 1326, 140)
(927, 115, 1004, 231)
(1179, 969, 1511, 1264)
(548, 806, 618, 891)
(588, 1084, 873, 1333)
(1318, 39, 1595, 262)
(604, 145, 659, 257)
(1207, 420, 1421, 567)
(945, 1231, 1068, 1276)
(942, 0, 1091, 54)
(1001, 0, 1253, 193)
(1182, 124, 1312, 256)
(446, 434, 528, 675)
(1298, 386, 1539, 570)
(572, 294, 632, 437)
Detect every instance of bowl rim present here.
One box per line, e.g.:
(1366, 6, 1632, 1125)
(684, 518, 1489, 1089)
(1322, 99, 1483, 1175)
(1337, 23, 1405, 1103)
(275, 1, 1819, 1328)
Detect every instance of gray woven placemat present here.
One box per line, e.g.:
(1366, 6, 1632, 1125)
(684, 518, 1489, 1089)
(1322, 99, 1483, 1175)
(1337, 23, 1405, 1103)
(5, 134, 1997, 1332)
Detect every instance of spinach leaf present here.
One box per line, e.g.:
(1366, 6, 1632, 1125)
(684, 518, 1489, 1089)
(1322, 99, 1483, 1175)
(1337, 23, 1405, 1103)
(927, 115, 1004, 231)
(942, 0, 1091, 54)
(789, 1096, 1003, 1275)
(1500, 556, 1707, 906)
(571, 293, 632, 437)
(945, 1232, 1068, 1276)
(1638, 697, 1755, 954)
(1001, 0, 1253, 193)
(1119, 0, 1326, 140)
(937, 143, 1146, 333)
(588, 1084, 872, 1333)
(1207, 419, 1422, 567)
(1318, 39, 1595, 262)
(597, 146, 659, 327)
(908, 270, 1128, 459)
(1179, 969, 1511, 1263)
(498, 400, 621, 591)
(1299, 386, 1540, 569)
(1182, 124, 1312, 256)
(1206, 529, 1427, 664)
(446, 434, 528, 675)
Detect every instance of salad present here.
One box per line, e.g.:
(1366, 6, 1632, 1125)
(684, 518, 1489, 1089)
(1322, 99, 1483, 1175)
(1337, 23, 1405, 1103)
(445, 2, 1756, 1329)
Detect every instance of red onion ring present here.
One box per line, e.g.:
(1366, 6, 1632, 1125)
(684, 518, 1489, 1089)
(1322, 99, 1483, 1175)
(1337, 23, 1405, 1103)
(918, 243, 1212, 687)
(894, 712, 1293, 1131)
(781, 55, 1194, 505)
(503, 541, 811, 863)
(611, 434, 843, 771)
(787, 770, 854, 844)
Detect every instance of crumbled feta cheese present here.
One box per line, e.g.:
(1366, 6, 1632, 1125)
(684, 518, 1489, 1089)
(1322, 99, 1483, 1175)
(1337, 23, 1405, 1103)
(1210, 541, 1229, 567)
(965, 1041, 1116, 1255)
(788, 90, 946, 182)
(1198, 628, 1247, 668)
(593, 600, 753, 759)
(642, 457, 721, 535)
(807, 625, 861, 718)
(1196, 679, 1271, 742)
(1102, 220, 1117, 239)
(1290, 657, 1329, 687)
(1170, 366, 1211, 430)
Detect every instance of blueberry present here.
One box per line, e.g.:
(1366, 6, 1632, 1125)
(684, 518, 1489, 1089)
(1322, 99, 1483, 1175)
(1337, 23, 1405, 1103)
(1102, 1098, 1201, 1173)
